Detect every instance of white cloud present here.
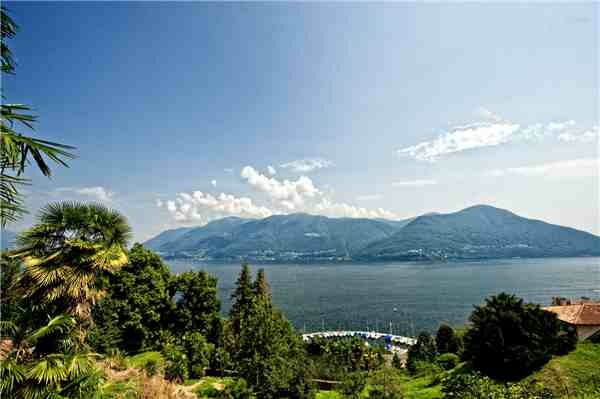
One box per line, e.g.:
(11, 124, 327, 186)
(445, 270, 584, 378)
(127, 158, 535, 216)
(398, 122, 521, 162)
(211, 180, 217, 187)
(267, 165, 277, 175)
(486, 158, 599, 178)
(158, 191, 274, 223)
(241, 165, 319, 210)
(557, 125, 599, 143)
(280, 158, 334, 173)
(399, 111, 592, 162)
(314, 198, 396, 219)
(356, 194, 382, 201)
(56, 186, 114, 202)
(392, 179, 437, 187)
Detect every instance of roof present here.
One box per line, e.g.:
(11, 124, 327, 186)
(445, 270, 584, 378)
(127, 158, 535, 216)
(543, 303, 600, 326)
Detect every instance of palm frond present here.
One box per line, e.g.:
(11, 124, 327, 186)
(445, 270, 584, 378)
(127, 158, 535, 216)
(0, 358, 26, 393)
(27, 315, 76, 345)
(26, 353, 68, 385)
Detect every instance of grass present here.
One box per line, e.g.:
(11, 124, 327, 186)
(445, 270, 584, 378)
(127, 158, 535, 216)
(525, 342, 600, 398)
(126, 351, 165, 370)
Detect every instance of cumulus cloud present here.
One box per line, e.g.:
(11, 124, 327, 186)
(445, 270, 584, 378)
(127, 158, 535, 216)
(391, 179, 437, 187)
(241, 165, 319, 210)
(356, 194, 382, 201)
(56, 186, 114, 202)
(267, 165, 277, 175)
(158, 191, 274, 223)
(314, 198, 396, 219)
(398, 110, 593, 162)
(211, 180, 217, 187)
(486, 158, 599, 178)
(280, 158, 334, 173)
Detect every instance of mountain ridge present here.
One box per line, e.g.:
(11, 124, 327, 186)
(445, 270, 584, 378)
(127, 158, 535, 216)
(144, 205, 600, 262)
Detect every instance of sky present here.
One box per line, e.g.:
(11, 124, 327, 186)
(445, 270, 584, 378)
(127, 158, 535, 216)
(4, 2, 599, 242)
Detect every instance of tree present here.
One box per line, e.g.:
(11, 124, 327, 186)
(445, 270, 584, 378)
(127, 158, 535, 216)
(406, 332, 437, 374)
(463, 292, 564, 380)
(253, 268, 271, 303)
(89, 243, 175, 353)
(0, 315, 104, 398)
(369, 368, 405, 399)
(1, 7, 75, 226)
(231, 265, 312, 398)
(229, 263, 254, 336)
(172, 270, 221, 343)
(337, 371, 367, 399)
(11, 202, 131, 329)
(435, 324, 461, 354)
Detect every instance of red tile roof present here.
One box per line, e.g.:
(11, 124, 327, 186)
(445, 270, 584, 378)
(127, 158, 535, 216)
(543, 304, 600, 326)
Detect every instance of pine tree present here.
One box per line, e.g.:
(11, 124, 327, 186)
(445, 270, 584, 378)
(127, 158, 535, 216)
(229, 263, 254, 336)
(253, 268, 271, 304)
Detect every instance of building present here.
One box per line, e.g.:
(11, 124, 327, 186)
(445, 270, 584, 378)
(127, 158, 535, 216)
(543, 301, 600, 341)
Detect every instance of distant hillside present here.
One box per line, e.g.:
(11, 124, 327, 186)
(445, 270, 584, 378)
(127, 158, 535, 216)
(358, 205, 600, 261)
(144, 205, 600, 262)
(145, 213, 405, 261)
(1, 229, 17, 251)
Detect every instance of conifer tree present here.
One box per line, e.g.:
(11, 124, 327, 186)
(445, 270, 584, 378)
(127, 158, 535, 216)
(229, 263, 254, 336)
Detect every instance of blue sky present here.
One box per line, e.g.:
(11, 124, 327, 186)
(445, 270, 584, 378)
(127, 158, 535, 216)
(5, 2, 598, 241)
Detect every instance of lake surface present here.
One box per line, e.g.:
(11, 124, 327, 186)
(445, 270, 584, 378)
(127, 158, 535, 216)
(168, 257, 600, 336)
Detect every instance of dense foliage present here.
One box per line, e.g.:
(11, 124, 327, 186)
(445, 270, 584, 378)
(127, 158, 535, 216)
(90, 243, 221, 353)
(228, 265, 314, 398)
(463, 293, 574, 380)
(406, 332, 437, 374)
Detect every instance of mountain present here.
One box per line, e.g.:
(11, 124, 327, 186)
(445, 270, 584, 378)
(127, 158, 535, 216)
(358, 205, 600, 261)
(146, 213, 405, 261)
(1, 229, 17, 251)
(144, 205, 600, 262)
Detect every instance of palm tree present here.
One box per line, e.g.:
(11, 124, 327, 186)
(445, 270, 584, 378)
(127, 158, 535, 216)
(0, 315, 107, 399)
(11, 202, 132, 323)
(1, 6, 75, 226)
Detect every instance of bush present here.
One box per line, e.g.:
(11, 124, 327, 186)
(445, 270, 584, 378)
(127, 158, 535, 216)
(436, 353, 459, 370)
(182, 332, 214, 378)
(464, 293, 566, 380)
(163, 345, 189, 382)
(442, 372, 557, 399)
(406, 332, 437, 374)
(216, 378, 255, 399)
(337, 371, 367, 399)
(435, 324, 462, 355)
(144, 358, 160, 376)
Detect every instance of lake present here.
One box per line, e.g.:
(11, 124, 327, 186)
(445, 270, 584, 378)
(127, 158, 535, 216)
(168, 257, 600, 335)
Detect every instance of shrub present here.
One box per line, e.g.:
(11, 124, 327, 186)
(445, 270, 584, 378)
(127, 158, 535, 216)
(144, 358, 160, 376)
(442, 372, 557, 399)
(436, 353, 459, 370)
(163, 345, 189, 382)
(435, 324, 462, 354)
(216, 378, 255, 399)
(182, 331, 214, 378)
(406, 332, 437, 374)
(337, 371, 368, 399)
(464, 293, 565, 380)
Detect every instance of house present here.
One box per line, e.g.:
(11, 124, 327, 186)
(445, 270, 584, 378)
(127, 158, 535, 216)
(543, 301, 600, 341)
